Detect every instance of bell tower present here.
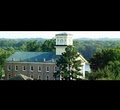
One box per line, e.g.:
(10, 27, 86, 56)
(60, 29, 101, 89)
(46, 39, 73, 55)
(55, 33, 73, 55)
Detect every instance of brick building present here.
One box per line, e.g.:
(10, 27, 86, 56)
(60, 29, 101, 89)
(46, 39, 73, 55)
(5, 33, 88, 80)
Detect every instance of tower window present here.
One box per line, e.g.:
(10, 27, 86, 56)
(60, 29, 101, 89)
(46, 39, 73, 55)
(60, 39, 63, 43)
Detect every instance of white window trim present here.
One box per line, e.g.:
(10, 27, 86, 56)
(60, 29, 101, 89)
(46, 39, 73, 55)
(46, 75, 49, 80)
(30, 66, 34, 72)
(7, 65, 11, 71)
(8, 74, 11, 79)
(54, 66, 57, 72)
(38, 75, 41, 80)
(30, 75, 34, 78)
(46, 66, 50, 72)
(38, 66, 42, 72)
(22, 66, 26, 71)
(15, 65, 18, 71)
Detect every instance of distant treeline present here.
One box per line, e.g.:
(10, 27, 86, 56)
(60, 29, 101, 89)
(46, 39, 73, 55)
(74, 39, 120, 60)
(1, 38, 120, 61)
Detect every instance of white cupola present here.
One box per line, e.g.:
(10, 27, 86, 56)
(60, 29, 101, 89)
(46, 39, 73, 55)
(55, 33, 73, 55)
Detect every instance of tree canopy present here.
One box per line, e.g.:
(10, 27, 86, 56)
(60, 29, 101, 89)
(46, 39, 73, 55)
(89, 47, 120, 80)
(89, 47, 120, 71)
(41, 38, 56, 52)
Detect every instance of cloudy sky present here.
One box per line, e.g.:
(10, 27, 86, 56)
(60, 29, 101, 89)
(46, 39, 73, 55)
(0, 31, 120, 39)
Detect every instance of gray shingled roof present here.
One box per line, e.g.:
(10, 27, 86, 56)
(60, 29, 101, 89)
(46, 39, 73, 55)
(6, 52, 60, 62)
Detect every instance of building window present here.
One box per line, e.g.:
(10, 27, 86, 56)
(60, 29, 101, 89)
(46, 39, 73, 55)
(46, 76, 49, 80)
(15, 65, 18, 71)
(7, 65, 11, 71)
(64, 39, 66, 44)
(8, 74, 11, 79)
(38, 66, 42, 72)
(22, 66, 26, 71)
(46, 66, 50, 72)
(38, 75, 41, 80)
(54, 66, 57, 72)
(30, 66, 33, 72)
(30, 75, 33, 78)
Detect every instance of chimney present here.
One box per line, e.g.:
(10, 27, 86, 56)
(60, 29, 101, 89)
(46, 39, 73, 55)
(12, 58, 15, 61)
(52, 58, 54, 62)
(43, 58, 46, 62)
(35, 58, 37, 62)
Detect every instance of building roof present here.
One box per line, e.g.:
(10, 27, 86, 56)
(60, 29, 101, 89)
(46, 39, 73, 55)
(55, 33, 73, 36)
(6, 52, 60, 62)
(6, 51, 88, 64)
(79, 54, 89, 64)
(9, 74, 33, 80)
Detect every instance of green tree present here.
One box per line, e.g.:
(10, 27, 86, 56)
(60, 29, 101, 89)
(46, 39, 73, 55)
(0, 65, 4, 79)
(89, 48, 120, 71)
(88, 61, 120, 80)
(88, 67, 112, 80)
(26, 40, 41, 51)
(54, 46, 82, 80)
(106, 61, 120, 80)
(41, 38, 55, 52)
(0, 49, 14, 66)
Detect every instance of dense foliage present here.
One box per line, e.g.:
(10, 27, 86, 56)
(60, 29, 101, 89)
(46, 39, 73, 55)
(89, 47, 120, 71)
(89, 47, 120, 80)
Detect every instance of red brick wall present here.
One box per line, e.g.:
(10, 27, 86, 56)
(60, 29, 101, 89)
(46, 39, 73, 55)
(5, 62, 56, 80)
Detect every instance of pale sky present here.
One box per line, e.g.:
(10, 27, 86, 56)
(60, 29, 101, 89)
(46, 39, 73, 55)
(0, 31, 120, 39)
